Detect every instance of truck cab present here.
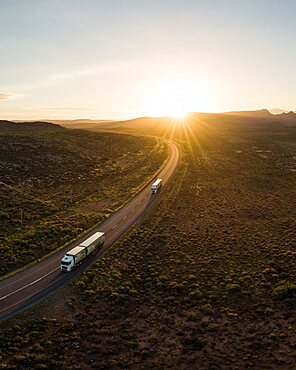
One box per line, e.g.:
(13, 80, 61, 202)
(61, 255, 75, 272)
(151, 178, 162, 194)
(60, 233, 105, 272)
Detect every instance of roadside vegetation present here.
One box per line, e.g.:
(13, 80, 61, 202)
(1, 120, 296, 369)
(0, 125, 167, 277)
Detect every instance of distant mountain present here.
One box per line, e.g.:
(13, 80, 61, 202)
(56, 116, 175, 134)
(52, 119, 113, 125)
(98, 116, 177, 135)
(278, 111, 296, 118)
(224, 109, 273, 118)
(99, 109, 296, 133)
(51, 119, 114, 129)
(269, 109, 290, 115)
(4, 108, 296, 136)
(0, 120, 64, 132)
(275, 111, 296, 125)
(194, 109, 296, 127)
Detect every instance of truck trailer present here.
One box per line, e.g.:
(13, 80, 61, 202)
(61, 231, 105, 272)
(151, 178, 162, 194)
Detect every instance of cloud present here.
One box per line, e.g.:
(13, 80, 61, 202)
(0, 93, 13, 100)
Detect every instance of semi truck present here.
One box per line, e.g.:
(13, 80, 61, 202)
(151, 178, 162, 194)
(61, 231, 105, 272)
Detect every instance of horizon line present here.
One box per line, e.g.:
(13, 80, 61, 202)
(2, 108, 296, 123)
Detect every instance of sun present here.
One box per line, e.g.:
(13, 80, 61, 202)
(170, 109, 189, 122)
(172, 108, 189, 120)
(143, 76, 209, 118)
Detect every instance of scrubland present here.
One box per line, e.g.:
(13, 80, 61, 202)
(0, 127, 167, 277)
(1, 120, 296, 369)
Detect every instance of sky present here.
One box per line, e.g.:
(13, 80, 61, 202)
(0, 0, 296, 120)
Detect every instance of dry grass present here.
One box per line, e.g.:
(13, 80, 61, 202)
(0, 128, 167, 277)
(1, 121, 296, 369)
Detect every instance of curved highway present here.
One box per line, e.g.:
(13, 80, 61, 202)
(0, 139, 179, 320)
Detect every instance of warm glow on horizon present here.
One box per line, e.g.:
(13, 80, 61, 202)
(1, 2, 295, 120)
(143, 77, 210, 119)
(171, 110, 189, 120)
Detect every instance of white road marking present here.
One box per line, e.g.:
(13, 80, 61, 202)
(30, 277, 42, 285)
(112, 224, 117, 229)
(0, 258, 58, 291)
(122, 216, 127, 220)
(0, 267, 60, 301)
(0, 274, 65, 314)
(0, 140, 179, 316)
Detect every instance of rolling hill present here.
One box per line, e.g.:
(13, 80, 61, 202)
(0, 120, 64, 132)
(52, 109, 296, 135)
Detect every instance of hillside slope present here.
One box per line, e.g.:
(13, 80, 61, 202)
(0, 127, 167, 276)
(55, 109, 296, 135)
(1, 119, 296, 369)
(0, 120, 64, 132)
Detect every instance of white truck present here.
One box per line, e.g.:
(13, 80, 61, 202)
(151, 178, 162, 194)
(61, 231, 105, 272)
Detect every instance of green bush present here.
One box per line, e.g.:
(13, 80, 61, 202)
(272, 282, 296, 300)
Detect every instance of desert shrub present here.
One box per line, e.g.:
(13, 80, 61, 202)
(272, 282, 296, 300)
(0, 130, 166, 275)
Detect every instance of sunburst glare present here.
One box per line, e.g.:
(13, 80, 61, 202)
(144, 76, 210, 119)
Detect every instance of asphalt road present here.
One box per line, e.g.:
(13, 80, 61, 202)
(0, 139, 179, 320)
